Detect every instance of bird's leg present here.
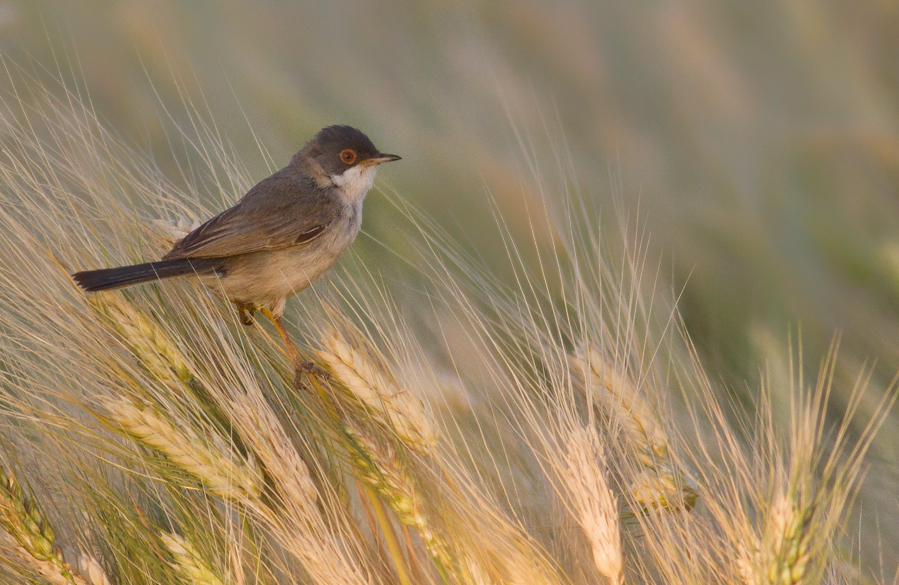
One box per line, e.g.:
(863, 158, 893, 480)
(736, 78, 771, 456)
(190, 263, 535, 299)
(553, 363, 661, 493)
(262, 307, 300, 363)
(258, 308, 330, 382)
(235, 301, 257, 326)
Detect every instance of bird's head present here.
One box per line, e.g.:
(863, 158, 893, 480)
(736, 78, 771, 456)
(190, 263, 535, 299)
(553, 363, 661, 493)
(294, 125, 401, 202)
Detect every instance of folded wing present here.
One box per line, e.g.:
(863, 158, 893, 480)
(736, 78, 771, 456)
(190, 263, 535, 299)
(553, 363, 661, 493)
(165, 171, 336, 260)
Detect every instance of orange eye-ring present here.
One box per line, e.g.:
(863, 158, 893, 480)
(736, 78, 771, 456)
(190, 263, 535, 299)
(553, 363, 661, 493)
(340, 149, 356, 164)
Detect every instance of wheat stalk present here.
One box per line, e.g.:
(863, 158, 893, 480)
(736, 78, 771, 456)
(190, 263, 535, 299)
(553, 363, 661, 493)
(0, 61, 892, 585)
(342, 424, 453, 571)
(738, 489, 816, 585)
(161, 532, 226, 585)
(226, 384, 319, 508)
(152, 217, 201, 245)
(75, 555, 113, 585)
(570, 345, 667, 462)
(763, 491, 814, 585)
(627, 465, 699, 514)
(95, 286, 375, 584)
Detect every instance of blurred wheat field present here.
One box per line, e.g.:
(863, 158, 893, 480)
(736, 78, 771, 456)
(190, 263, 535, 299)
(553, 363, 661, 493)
(0, 53, 896, 584)
(1, 0, 899, 582)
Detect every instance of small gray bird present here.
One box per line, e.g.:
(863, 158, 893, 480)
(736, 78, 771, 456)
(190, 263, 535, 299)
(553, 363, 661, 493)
(73, 125, 400, 370)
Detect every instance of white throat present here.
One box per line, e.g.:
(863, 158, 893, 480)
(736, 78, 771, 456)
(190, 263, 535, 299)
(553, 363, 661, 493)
(331, 164, 378, 205)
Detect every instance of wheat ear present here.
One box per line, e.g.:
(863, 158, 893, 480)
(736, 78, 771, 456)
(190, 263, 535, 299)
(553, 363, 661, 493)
(319, 329, 437, 453)
(571, 344, 698, 513)
(161, 532, 226, 585)
(738, 490, 815, 585)
(103, 397, 263, 501)
(91, 294, 192, 386)
(75, 555, 113, 585)
(561, 426, 623, 584)
(0, 465, 96, 585)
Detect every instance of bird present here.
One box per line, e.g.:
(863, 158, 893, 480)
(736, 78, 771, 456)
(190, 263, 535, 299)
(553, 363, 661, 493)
(72, 125, 400, 375)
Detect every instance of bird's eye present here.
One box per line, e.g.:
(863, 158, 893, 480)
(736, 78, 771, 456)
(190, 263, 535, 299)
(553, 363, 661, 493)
(340, 149, 356, 164)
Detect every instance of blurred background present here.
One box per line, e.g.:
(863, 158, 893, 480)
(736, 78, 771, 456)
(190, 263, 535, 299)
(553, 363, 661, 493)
(1, 0, 897, 569)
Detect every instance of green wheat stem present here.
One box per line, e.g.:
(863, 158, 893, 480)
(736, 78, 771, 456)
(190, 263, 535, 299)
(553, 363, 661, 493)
(431, 548, 452, 585)
(362, 482, 414, 585)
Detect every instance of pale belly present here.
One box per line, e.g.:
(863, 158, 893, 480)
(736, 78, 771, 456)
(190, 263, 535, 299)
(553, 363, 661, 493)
(203, 222, 357, 315)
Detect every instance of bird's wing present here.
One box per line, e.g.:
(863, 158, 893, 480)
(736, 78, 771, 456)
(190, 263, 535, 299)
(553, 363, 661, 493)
(164, 173, 337, 260)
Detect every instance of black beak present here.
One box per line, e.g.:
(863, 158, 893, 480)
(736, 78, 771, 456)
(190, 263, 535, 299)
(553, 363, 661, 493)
(368, 153, 402, 164)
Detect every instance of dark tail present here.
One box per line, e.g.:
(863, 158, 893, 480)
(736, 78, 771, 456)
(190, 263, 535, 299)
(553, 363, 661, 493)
(72, 258, 221, 292)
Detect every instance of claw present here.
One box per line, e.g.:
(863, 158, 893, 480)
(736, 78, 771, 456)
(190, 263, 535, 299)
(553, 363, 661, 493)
(297, 361, 330, 380)
(292, 361, 329, 390)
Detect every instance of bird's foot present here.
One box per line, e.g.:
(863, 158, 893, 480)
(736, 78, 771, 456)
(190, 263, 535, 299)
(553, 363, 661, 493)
(297, 360, 331, 380)
(293, 360, 331, 388)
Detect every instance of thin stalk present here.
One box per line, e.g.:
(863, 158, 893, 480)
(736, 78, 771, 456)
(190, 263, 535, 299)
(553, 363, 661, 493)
(363, 483, 413, 585)
(356, 480, 388, 572)
(401, 525, 427, 585)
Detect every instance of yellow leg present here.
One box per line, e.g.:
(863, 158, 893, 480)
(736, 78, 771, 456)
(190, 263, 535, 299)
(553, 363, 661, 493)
(259, 308, 300, 362)
(259, 308, 329, 381)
